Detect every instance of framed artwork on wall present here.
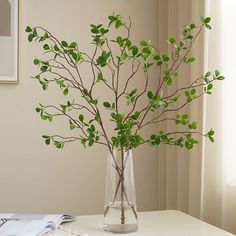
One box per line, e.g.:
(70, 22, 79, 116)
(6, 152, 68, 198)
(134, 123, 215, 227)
(0, 0, 18, 83)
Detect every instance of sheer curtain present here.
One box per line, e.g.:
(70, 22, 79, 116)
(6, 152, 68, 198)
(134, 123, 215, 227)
(157, 0, 236, 234)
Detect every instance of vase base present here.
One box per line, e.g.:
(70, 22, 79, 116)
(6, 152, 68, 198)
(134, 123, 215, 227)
(103, 223, 138, 234)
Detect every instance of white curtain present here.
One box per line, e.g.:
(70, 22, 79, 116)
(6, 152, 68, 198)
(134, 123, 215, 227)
(157, 0, 236, 234)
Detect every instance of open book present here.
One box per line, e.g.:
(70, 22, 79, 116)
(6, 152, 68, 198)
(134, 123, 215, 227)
(0, 214, 76, 236)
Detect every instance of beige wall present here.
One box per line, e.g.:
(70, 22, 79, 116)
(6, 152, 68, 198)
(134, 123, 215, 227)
(0, 0, 159, 215)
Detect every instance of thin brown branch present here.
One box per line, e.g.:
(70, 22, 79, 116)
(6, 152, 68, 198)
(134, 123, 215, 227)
(173, 25, 204, 73)
(105, 38, 118, 68)
(124, 71, 149, 121)
(140, 92, 204, 130)
(89, 46, 98, 93)
(118, 60, 141, 99)
(140, 117, 176, 128)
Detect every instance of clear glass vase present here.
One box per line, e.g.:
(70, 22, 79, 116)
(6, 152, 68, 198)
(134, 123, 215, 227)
(103, 149, 138, 234)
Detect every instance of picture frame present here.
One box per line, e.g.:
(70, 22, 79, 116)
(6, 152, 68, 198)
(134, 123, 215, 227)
(0, 0, 19, 83)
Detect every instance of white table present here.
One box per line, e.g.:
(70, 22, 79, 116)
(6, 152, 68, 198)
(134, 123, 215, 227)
(50, 210, 235, 236)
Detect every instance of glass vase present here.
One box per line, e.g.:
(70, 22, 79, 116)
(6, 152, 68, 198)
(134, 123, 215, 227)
(103, 149, 138, 234)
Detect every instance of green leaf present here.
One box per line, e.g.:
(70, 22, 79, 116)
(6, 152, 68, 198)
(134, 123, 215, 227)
(97, 73, 104, 82)
(132, 46, 138, 56)
(80, 138, 87, 147)
(140, 40, 148, 46)
(91, 27, 99, 34)
(61, 41, 68, 47)
(90, 99, 98, 105)
(207, 84, 213, 90)
(63, 88, 69, 95)
(116, 36, 123, 46)
(83, 89, 89, 96)
(108, 15, 117, 21)
(205, 71, 211, 77)
(162, 55, 169, 62)
(190, 88, 196, 95)
(60, 104, 67, 113)
(35, 107, 41, 113)
(103, 102, 111, 108)
(189, 57, 195, 62)
(69, 42, 77, 48)
(182, 114, 188, 119)
(204, 17, 211, 24)
(94, 112, 101, 122)
(185, 91, 190, 97)
(45, 138, 50, 145)
(28, 34, 34, 42)
(32, 28, 38, 36)
(72, 52, 78, 61)
(54, 45, 60, 52)
(186, 57, 195, 63)
(168, 37, 176, 44)
(185, 141, 193, 150)
(43, 44, 50, 50)
(129, 89, 137, 97)
(79, 114, 84, 122)
(33, 58, 40, 65)
(142, 47, 151, 54)
(88, 140, 94, 147)
(54, 141, 64, 149)
(119, 52, 128, 62)
(208, 129, 214, 136)
(147, 91, 153, 99)
(153, 55, 161, 60)
(69, 120, 76, 130)
(215, 70, 220, 77)
(186, 35, 194, 40)
(91, 124, 95, 131)
(209, 136, 214, 143)
(167, 79, 172, 86)
(40, 66, 48, 72)
(25, 26, 32, 32)
(44, 32, 49, 39)
(188, 121, 195, 129)
(41, 115, 48, 120)
(205, 24, 212, 30)
(155, 137, 161, 145)
(156, 61, 163, 66)
(217, 76, 225, 80)
(96, 51, 111, 66)
(100, 27, 109, 34)
(115, 20, 122, 29)
(190, 23, 196, 29)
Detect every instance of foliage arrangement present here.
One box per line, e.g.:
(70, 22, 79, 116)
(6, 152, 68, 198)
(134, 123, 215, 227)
(26, 14, 224, 228)
(26, 14, 223, 154)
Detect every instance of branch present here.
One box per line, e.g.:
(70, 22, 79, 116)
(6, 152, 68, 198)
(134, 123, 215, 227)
(115, 16, 132, 113)
(124, 71, 149, 121)
(140, 117, 176, 128)
(140, 92, 204, 130)
(173, 25, 204, 73)
(89, 45, 98, 94)
(164, 75, 206, 99)
(105, 38, 118, 68)
(118, 59, 141, 99)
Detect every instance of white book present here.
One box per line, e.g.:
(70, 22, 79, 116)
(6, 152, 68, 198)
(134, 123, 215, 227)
(0, 214, 76, 236)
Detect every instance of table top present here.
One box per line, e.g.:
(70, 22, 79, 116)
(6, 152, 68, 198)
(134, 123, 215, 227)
(48, 210, 235, 236)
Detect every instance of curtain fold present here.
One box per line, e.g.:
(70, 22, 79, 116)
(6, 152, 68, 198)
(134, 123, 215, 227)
(157, 0, 236, 234)
(157, 0, 205, 217)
